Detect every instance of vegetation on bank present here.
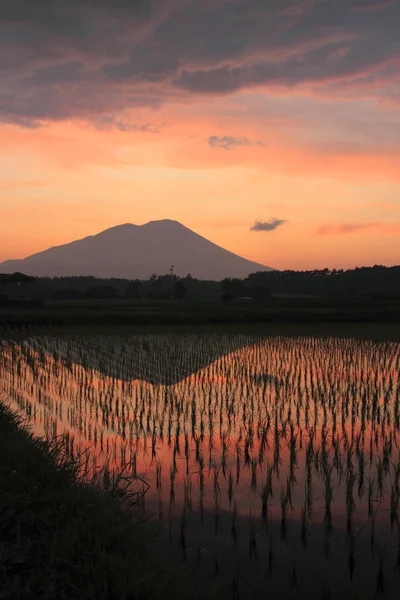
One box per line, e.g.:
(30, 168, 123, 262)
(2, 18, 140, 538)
(0, 402, 196, 600)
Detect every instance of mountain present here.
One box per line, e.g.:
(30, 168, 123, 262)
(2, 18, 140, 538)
(0, 220, 273, 280)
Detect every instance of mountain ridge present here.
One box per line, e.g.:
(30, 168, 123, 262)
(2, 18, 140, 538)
(0, 220, 273, 280)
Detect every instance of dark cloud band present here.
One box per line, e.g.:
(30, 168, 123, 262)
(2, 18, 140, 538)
(0, 0, 398, 124)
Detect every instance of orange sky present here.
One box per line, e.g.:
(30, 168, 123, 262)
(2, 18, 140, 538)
(1, 1, 399, 270)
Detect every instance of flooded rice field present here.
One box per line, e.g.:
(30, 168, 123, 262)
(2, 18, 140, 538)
(1, 334, 400, 599)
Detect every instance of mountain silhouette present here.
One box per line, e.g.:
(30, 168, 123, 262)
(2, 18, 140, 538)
(0, 220, 273, 280)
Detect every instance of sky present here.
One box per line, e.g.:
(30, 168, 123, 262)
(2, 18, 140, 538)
(0, 0, 399, 270)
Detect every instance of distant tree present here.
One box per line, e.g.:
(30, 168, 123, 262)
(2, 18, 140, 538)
(21, 265, 400, 302)
(248, 285, 270, 299)
(86, 285, 119, 299)
(124, 280, 143, 299)
(53, 288, 84, 301)
(246, 273, 271, 298)
(221, 278, 245, 299)
(221, 292, 234, 303)
(146, 274, 177, 300)
(86, 287, 101, 299)
(174, 279, 187, 300)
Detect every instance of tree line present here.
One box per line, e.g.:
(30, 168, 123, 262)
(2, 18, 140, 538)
(25, 265, 400, 302)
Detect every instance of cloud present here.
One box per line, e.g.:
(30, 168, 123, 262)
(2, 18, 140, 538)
(2, 115, 43, 129)
(208, 136, 265, 150)
(250, 218, 287, 232)
(0, 0, 399, 123)
(318, 223, 400, 235)
(174, 45, 397, 96)
(350, 0, 400, 13)
(93, 115, 162, 133)
(0, 0, 152, 25)
(278, 0, 316, 17)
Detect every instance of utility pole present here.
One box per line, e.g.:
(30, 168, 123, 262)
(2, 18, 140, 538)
(169, 265, 175, 276)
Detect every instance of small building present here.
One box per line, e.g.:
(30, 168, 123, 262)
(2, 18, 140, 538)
(0, 272, 36, 303)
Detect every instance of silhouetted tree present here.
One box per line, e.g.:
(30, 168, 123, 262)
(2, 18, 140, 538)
(147, 274, 178, 300)
(249, 285, 270, 299)
(221, 278, 245, 299)
(53, 288, 84, 300)
(174, 280, 187, 300)
(246, 273, 271, 299)
(222, 292, 234, 303)
(124, 280, 143, 299)
(23, 266, 400, 302)
(86, 285, 119, 299)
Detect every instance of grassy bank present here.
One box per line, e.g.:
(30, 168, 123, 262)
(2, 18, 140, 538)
(0, 402, 192, 600)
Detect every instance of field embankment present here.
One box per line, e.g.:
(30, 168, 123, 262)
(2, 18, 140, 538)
(0, 295, 400, 332)
(0, 402, 198, 600)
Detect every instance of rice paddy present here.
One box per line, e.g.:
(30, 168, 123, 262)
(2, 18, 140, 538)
(1, 334, 400, 599)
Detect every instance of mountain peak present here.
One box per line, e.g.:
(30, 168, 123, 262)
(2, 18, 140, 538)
(0, 220, 273, 279)
(98, 223, 138, 234)
(142, 219, 184, 228)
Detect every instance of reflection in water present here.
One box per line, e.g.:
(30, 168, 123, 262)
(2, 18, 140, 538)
(1, 335, 400, 599)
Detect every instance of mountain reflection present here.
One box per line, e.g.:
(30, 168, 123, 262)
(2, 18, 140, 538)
(23, 334, 258, 385)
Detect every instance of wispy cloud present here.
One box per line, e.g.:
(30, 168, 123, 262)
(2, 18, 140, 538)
(250, 218, 287, 232)
(208, 136, 265, 150)
(208, 136, 250, 150)
(2, 115, 43, 129)
(278, 0, 316, 17)
(93, 115, 162, 133)
(351, 0, 400, 13)
(318, 223, 400, 235)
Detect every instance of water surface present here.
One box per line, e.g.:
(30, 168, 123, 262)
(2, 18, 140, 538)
(1, 334, 400, 599)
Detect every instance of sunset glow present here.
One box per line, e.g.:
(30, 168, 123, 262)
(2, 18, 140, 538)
(1, 0, 399, 269)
